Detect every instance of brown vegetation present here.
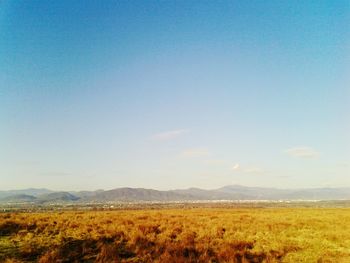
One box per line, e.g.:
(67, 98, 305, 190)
(1, 208, 350, 262)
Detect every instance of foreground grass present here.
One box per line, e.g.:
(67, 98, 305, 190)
(0, 208, 350, 262)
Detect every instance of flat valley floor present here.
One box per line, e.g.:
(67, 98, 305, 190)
(1, 207, 350, 262)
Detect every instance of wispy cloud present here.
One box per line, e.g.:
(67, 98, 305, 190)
(285, 146, 319, 159)
(151, 129, 189, 141)
(181, 148, 210, 157)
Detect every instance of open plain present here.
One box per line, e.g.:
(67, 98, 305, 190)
(1, 206, 350, 262)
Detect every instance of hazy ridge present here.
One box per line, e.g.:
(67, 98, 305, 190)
(1, 185, 350, 204)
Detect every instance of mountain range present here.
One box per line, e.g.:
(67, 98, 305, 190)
(1, 185, 350, 204)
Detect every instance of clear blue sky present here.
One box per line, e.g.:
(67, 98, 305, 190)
(1, 0, 349, 190)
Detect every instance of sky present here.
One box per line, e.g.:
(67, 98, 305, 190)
(0, 0, 349, 191)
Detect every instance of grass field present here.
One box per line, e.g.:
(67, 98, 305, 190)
(1, 208, 350, 262)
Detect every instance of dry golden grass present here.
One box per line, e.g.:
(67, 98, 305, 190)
(1, 208, 350, 262)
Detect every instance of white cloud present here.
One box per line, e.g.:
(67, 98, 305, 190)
(230, 164, 264, 174)
(232, 163, 240, 170)
(285, 146, 319, 159)
(151, 129, 189, 141)
(181, 148, 210, 157)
